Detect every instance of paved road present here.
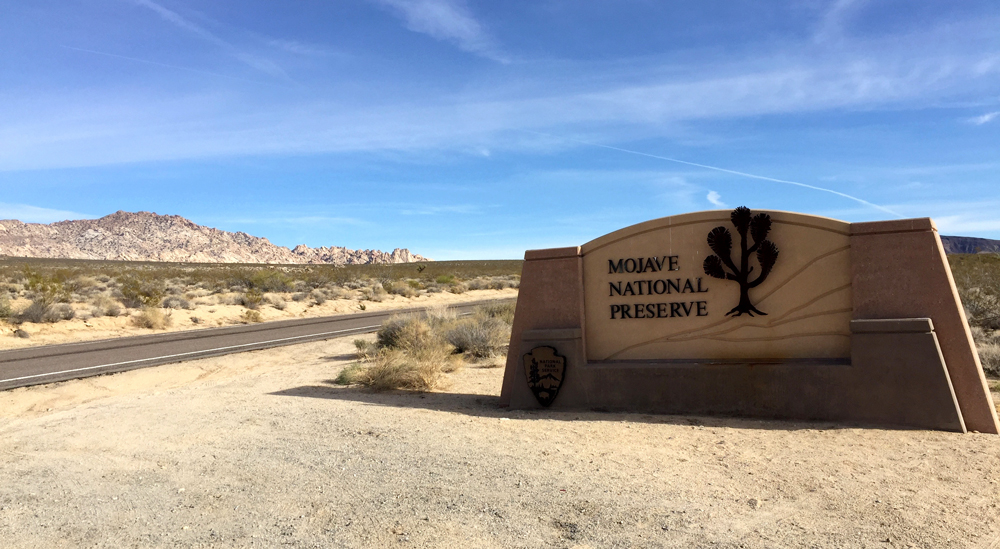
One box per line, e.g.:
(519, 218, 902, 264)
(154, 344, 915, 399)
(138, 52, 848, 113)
(0, 300, 506, 391)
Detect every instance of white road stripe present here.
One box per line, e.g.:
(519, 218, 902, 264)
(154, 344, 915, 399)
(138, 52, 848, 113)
(0, 324, 382, 385)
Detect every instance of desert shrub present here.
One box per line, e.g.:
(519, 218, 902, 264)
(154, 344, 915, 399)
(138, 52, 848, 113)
(165, 284, 184, 295)
(476, 300, 517, 324)
(377, 315, 436, 350)
(90, 295, 122, 317)
(310, 289, 327, 305)
(64, 276, 98, 295)
(16, 299, 52, 324)
(130, 307, 170, 329)
(190, 316, 202, 324)
(334, 363, 367, 385)
(24, 270, 69, 304)
(435, 275, 455, 284)
(291, 292, 309, 302)
(248, 269, 294, 292)
(488, 277, 518, 290)
(239, 288, 264, 310)
(446, 316, 510, 358)
(119, 276, 165, 309)
(353, 338, 376, 360)
(360, 285, 386, 302)
(0, 294, 11, 320)
(389, 283, 417, 298)
(407, 280, 422, 289)
(240, 310, 263, 323)
(961, 287, 1000, 330)
(267, 295, 287, 310)
(42, 303, 76, 322)
(341, 350, 444, 391)
(466, 278, 488, 291)
(972, 327, 1000, 377)
(162, 296, 192, 310)
(980, 345, 1000, 377)
(447, 283, 468, 294)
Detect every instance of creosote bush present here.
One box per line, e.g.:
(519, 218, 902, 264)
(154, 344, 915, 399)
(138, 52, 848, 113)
(239, 288, 264, 310)
(119, 276, 165, 309)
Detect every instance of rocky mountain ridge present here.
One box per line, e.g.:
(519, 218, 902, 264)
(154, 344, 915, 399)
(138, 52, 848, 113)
(941, 235, 1000, 255)
(0, 211, 428, 264)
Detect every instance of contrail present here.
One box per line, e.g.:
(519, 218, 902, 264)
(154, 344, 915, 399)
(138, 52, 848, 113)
(525, 130, 902, 218)
(61, 46, 282, 87)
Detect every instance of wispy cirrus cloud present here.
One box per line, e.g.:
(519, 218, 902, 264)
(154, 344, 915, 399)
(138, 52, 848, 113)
(126, 0, 289, 79)
(0, 203, 95, 223)
(400, 204, 480, 215)
(371, 0, 508, 62)
(969, 111, 1000, 125)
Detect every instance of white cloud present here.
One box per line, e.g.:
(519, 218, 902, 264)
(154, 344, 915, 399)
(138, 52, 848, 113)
(969, 111, 999, 125)
(372, 0, 507, 62)
(706, 191, 727, 208)
(0, 203, 94, 223)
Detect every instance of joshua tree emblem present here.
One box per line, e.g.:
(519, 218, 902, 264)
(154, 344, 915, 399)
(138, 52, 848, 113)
(703, 206, 779, 317)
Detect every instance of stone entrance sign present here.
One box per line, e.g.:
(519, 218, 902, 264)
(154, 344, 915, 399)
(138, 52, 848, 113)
(501, 208, 1000, 433)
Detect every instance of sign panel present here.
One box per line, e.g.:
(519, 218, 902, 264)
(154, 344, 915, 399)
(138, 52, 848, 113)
(582, 209, 852, 361)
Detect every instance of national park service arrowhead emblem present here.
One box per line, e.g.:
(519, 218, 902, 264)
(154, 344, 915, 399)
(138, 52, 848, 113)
(523, 346, 566, 407)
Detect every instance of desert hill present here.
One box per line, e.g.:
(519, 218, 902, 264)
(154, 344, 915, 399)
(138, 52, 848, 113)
(941, 235, 1000, 254)
(0, 211, 428, 264)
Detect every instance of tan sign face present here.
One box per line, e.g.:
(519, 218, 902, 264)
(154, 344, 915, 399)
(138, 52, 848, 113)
(581, 209, 851, 361)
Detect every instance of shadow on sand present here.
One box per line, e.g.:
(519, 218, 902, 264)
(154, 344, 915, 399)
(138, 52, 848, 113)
(268, 382, 876, 432)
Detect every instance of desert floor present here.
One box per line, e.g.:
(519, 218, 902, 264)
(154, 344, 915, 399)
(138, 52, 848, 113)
(0, 288, 517, 351)
(2, 334, 999, 548)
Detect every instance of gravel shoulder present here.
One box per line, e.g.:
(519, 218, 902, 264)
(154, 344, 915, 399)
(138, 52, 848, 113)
(1, 335, 999, 548)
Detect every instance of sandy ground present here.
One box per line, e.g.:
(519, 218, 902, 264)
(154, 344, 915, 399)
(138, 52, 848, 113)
(2, 336, 1000, 548)
(0, 288, 517, 351)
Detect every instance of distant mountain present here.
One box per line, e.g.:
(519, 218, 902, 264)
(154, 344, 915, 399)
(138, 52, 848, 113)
(941, 236, 1000, 255)
(0, 211, 429, 264)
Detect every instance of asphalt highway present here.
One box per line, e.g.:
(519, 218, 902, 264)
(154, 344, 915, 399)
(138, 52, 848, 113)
(0, 300, 505, 391)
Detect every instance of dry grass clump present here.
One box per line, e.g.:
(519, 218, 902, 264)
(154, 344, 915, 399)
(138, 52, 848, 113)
(337, 301, 515, 390)
(130, 307, 170, 329)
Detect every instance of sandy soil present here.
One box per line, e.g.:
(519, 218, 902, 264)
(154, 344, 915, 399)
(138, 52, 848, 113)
(0, 288, 517, 351)
(2, 335, 999, 548)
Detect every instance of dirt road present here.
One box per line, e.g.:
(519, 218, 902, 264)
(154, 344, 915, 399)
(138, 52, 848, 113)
(1, 335, 999, 548)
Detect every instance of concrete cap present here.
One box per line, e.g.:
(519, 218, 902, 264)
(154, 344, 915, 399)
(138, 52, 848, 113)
(851, 318, 934, 333)
(524, 246, 581, 261)
(851, 218, 936, 235)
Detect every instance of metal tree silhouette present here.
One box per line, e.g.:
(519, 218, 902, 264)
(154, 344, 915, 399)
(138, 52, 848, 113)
(702, 206, 779, 317)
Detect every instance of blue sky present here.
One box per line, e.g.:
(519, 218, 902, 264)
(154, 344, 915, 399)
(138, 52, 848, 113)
(2, 0, 1000, 259)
